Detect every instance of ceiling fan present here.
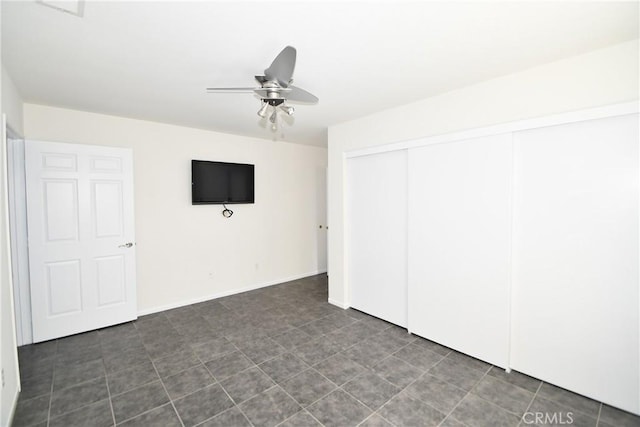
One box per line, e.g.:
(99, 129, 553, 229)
(206, 46, 319, 131)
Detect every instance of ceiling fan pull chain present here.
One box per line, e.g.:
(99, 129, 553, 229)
(269, 107, 278, 131)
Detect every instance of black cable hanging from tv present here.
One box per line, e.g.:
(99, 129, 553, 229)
(222, 204, 233, 218)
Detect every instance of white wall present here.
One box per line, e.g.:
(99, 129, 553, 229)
(0, 116, 20, 427)
(24, 104, 327, 314)
(328, 39, 640, 307)
(1, 67, 24, 135)
(1, 49, 23, 427)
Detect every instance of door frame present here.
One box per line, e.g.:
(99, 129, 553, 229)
(6, 127, 31, 345)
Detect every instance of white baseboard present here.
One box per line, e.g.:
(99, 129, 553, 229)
(137, 270, 327, 317)
(6, 387, 20, 427)
(328, 298, 350, 310)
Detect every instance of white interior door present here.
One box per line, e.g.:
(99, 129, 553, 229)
(26, 140, 137, 343)
(407, 134, 512, 367)
(347, 150, 407, 327)
(511, 114, 639, 414)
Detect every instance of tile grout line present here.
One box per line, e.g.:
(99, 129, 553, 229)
(40, 375, 109, 423)
(191, 406, 253, 427)
(150, 358, 186, 427)
(392, 354, 446, 411)
(516, 380, 542, 427)
(596, 402, 603, 427)
(274, 409, 324, 427)
(529, 383, 604, 423)
(453, 366, 545, 423)
(439, 363, 492, 426)
(483, 368, 543, 396)
(368, 353, 454, 427)
(467, 388, 533, 421)
(249, 362, 311, 424)
(437, 414, 470, 427)
(357, 411, 397, 427)
(42, 340, 109, 424)
(198, 406, 253, 427)
(115, 400, 178, 425)
(154, 352, 206, 382)
(148, 361, 208, 402)
(45, 341, 57, 427)
(101, 355, 117, 427)
(326, 367, 400, 424)
(199, 352, 255, 426)
(192, 338, 237, 365)
(464, 372, 547, 425)
(404, 352, 481, 416)
(108, 375, 157, 399)
(261, 382, 316, 427)
(271, 362, 351, 427)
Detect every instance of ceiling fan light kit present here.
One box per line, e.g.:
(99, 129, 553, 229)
(257, 102, 270, 118)
(280, 105, 295, 116)
(207, 46, 318, 133)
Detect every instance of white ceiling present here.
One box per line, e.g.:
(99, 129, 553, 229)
(2, 1, 638, 147)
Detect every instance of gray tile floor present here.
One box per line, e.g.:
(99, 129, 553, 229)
(12, 274, 640, 427)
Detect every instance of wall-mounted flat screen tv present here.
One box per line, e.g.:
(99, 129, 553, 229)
(192, 160, 255, 204)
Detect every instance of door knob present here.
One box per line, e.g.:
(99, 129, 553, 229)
(118, 242, 134, 248)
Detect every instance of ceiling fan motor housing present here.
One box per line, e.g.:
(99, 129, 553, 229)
(265, 98, 285, 106)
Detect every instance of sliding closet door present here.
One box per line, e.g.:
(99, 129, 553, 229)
(511, 114, 639, 414)
(347, 150, 407, 327)
(408, 134, 512, 367)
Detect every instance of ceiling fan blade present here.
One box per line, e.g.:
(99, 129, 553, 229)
(206, 87, 257, 93)
(264, 46, 296, 88)
(287, 86, 318, 104)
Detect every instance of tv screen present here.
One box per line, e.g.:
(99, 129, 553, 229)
(192, 160, 255, 204)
